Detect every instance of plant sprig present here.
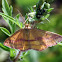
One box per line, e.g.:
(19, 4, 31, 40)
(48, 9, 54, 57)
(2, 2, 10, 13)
(0, 0, 23, 60)
(0, 0, 60, 62)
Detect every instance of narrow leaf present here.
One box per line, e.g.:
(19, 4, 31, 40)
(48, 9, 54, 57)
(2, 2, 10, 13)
(10, 49, 18, 59)
(46, 8, 54, 13)
(40, 14, 50, 20)
(0, 27, 11, 36)
(0, 13, 23, 28)
(0, 43, 10, 51)
(2, 0, 12, 16)
(2, 0, 15, 34)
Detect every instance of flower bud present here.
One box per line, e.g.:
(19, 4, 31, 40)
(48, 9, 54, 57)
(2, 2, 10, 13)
(44, 3, 50, 9)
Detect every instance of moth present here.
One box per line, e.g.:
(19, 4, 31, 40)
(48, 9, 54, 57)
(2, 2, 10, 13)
(4, 27, 62, 51)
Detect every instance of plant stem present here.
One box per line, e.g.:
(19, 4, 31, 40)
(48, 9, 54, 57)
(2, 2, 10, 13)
(37, 0, 45, 7)
(13, 51, 21, 62)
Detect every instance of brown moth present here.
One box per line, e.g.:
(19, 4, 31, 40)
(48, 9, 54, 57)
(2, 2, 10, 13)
(4, 28, 62, 51)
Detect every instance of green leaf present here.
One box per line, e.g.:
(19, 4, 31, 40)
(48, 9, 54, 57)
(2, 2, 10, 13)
(44, 3, 50, 9)
(2, 0, 12, 16)
(2, 17, 13, 34)
(9, 6, 13, 16)
(28, 12, 36, 18)
(25, 14, 28, 20)
(21, 51, 30, 59)
(0, 13, 23, 28)
(0, 27, 11, 36)
(10, 49, 17, 59)
(2, 0, 19, 34)
(40, 14, 50, 20)
(30, 7, 34, 12)
(15, 14, 20, 23)
(2, 0, 14, 34)
(58, 43, 62, 46)
(15, 14, 23, 28)
(0, 43, 10, 51)
(46, 8, 54, 13)
(12, 14, 20, 33)
(44, 14, 50, 19)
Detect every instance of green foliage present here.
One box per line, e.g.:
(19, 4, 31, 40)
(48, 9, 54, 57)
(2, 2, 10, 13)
(0, 27, 11, 36)
(2, 0, 12, 16)
(28, 0, 54, 23)
(16, 0, 39, 14)
(0, 0, 23, 61)
(44, 3, 50, 9)
(0, 0, 62, 62)
(10, 49, 17, 59)
(36, 0, 54, 21)
(40, 14, 50, 20)
(1, 0, 23, 34)
(2, 0, 13, 34)
(46, 8, 54, 13)
(0, 43, 10, 51)
(0, 13, 23, 29)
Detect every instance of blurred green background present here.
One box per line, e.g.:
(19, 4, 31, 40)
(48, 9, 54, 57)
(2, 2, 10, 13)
(0, 0, 62, 62)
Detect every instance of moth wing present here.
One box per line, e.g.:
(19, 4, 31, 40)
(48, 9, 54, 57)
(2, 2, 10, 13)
(29, 29, 62, 51)
(29, 29, 47, 51)
(4, 29, 24, 50)
(43, 31, 62, 47)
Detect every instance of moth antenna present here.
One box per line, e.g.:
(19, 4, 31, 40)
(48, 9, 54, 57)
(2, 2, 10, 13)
(17, 9, 25, 22)
(17, 9, 30, 26)
(13, 50, 21, 62)
(23, 17, 29, 25)
(25, 17, 29, 22)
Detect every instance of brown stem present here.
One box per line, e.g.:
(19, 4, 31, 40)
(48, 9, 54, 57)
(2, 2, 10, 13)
(13, 51, 21, 62)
